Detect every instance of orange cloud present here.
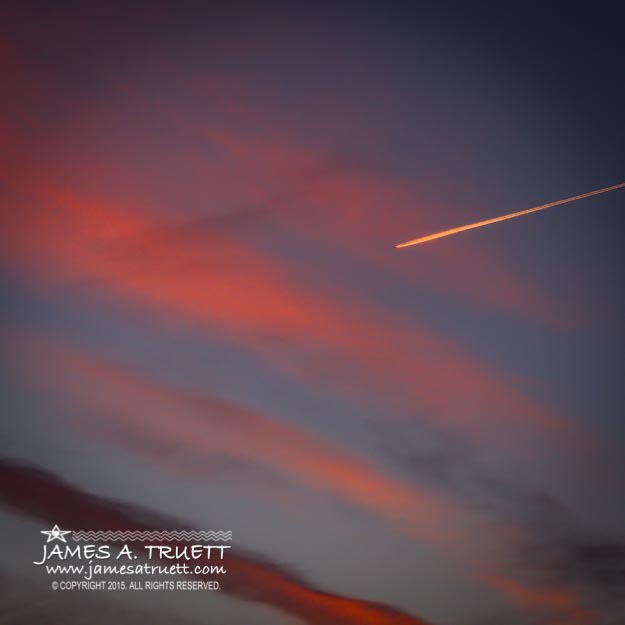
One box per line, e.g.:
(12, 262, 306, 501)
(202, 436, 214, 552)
(7, 328, 460, 544)
(0, 458, 435, 625)
(0, 35, 583, 451)
(7, 330, 602, 623)
(2, 183, 577, 454)
(180, 112, 572, 327)
(487, 575, 598, 625)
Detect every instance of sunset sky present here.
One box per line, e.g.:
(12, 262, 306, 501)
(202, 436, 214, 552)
(1, 2, 624, 624)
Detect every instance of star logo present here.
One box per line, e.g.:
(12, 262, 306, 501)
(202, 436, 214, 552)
(41, 525, 72, 543)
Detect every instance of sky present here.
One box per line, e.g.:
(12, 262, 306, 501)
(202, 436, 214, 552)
(1, 2, 624, 624)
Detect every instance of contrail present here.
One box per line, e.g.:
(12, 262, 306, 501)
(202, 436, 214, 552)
(394, 182, 625, 248)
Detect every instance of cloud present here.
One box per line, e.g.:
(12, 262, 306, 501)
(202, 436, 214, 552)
(0, 9, 589, 460)
(7, 328, 615, 624)
(0, 0, 581, 330)
(178, 106, 573, 327)
(1, 183, 579, 454)
(386, 440, 623, 624)
(485, 575, 596, 625)
(512, 501, 625, 621)
(0, 458, 435, 625)
(5, 328, 461, 544)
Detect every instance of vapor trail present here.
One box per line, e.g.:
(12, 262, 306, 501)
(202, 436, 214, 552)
(394, 182, 625, 248)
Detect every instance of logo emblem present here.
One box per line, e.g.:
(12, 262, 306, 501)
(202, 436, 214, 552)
(40, 524, 72, 543)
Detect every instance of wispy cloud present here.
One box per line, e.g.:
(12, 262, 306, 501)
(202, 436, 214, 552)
(385, 440, 624, 624)
(2, 184, 579, 453)
(7, 328, 615, 624)
(0, 458, 435, 625)
(5, 327, 459, 544)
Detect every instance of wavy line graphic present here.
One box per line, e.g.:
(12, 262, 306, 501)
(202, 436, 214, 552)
(72, 530, 232, 542)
